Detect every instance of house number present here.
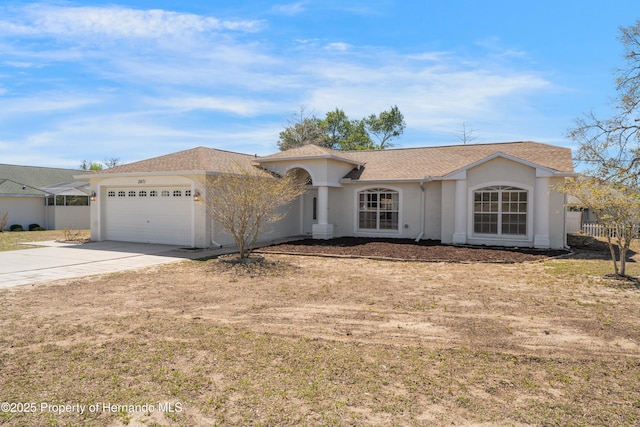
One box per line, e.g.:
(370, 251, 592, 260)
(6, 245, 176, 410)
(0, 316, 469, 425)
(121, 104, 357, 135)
(138, 179, 146, 184)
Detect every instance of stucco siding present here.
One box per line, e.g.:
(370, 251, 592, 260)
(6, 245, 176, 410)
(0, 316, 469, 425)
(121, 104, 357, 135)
(466, 157, 536, 189)
(327, 186, 352, 237)
(423, 181, 442, 240)
(329, 183, 429, 239)
(440, 181, 455, 244)
(0, 196, 45, 230)
(48, 206, 90, 230)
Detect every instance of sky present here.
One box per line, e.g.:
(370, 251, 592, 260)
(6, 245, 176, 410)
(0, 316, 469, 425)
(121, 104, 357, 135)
(0, 1, 637, 169)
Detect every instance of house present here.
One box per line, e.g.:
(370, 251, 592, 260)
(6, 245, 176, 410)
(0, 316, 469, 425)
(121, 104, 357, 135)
(0, 164, 90, 230)
(80, 141, 575, 249)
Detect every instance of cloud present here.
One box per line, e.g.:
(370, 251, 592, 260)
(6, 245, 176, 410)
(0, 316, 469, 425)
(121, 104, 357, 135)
(151, 96, 279, 116)
(0, 3, 567, 166)
(270, 2, 307, 16)
(299, 51, 552, 140)
(324, 42, 351, 52)
(0, 93, 100, 116)
(0, 4, 264, 40)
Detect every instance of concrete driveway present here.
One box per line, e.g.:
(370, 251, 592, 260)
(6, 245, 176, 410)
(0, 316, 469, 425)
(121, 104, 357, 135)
(0, 240, 236, 289)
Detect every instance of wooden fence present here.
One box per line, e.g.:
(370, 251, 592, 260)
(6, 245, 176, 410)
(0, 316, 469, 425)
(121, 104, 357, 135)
(580, 222, 640, 238)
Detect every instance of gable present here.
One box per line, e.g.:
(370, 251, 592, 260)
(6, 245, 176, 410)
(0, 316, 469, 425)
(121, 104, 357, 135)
(466, 156, 536, 188)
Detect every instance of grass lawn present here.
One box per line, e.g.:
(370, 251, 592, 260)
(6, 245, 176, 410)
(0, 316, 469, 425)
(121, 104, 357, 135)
(0, 229, 89, 252)
(0, 247, 639, 426)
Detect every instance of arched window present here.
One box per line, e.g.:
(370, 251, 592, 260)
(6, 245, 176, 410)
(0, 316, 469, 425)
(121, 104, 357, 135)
(473, 186, 527, 235)
(358, 188, 399, 230)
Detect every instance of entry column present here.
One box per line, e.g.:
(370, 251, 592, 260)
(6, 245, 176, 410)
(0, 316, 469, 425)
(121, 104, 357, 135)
(312, 186, 334, 239)
(452, 179, 467, 244)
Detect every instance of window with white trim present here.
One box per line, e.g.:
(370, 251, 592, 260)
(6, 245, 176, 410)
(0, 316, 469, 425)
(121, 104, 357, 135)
(358, 188, 399, 231)
(473, 186, 527, 236)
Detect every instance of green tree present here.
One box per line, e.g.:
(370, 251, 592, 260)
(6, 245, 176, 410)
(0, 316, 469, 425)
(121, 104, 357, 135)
(202, 165, 307, 259)
(277, 107, 328, 151)
(569, 20, 640, 185)
(364, 105, 406, 149)
(79, 158, 121, 171)
(80, 160, 103, 171)
(277, 106, 404, 151)
(319, 108, 373, 150)
(560, 177, 640, 277)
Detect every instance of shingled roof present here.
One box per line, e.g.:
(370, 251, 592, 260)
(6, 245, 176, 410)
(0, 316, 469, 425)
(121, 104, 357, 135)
(259, 144, 363, 166)
(257, 141, 573, 181)
(81, 142, 574, 181)
(339, 141, 574, 180)
(0, 164, 87, 196)
(89, 146, 257, 175)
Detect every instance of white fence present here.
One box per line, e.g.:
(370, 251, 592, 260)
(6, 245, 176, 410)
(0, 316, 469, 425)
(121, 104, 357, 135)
(580, 222, 640, 238)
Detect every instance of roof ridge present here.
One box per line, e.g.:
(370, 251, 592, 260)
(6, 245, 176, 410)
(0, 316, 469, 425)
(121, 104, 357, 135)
(341, 141, 546, 154)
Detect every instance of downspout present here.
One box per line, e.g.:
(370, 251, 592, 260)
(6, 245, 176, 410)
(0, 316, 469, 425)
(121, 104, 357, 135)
(209, 217, 223, 248)
(563, 190, 570, 250)
(415, 177, 430, 242)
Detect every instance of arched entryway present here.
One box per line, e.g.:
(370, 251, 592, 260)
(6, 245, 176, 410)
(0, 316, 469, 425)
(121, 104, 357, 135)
(286, 168, 317, 235)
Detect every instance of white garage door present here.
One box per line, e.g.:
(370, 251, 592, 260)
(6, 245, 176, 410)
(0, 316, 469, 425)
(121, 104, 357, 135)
(104, 186, 192, 246)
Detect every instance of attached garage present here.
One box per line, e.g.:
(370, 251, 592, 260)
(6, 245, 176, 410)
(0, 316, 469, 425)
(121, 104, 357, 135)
(103, 186, 193, 246)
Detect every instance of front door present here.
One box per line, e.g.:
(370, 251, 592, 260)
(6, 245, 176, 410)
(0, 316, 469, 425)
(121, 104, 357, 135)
(303, 190, 318, 234)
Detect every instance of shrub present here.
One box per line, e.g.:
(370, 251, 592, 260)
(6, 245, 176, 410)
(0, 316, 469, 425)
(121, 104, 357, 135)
(0, 211, 7, 232)
(9, 224, 24, 232)
(28, 223, 42, 231)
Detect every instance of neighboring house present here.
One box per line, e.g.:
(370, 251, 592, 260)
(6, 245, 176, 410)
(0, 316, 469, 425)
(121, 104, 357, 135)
(80, 141, 575, 249)
(0, 164, 90, 230)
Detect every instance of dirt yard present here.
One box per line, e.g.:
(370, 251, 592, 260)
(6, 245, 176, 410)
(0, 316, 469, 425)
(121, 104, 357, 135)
(0, 240, 639, 426)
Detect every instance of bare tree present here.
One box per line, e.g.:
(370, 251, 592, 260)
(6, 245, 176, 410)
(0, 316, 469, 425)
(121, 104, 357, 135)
(570, 20, 640, 185)
(202, 165, 307, 259)
(103, 157, 121, 169)
(453, 122, 478, 144)
(277, 106, 327, 151)
(0, 211, 8, 232)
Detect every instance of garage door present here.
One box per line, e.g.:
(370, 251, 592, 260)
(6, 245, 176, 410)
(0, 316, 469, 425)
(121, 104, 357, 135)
(104, 186, 192, 246)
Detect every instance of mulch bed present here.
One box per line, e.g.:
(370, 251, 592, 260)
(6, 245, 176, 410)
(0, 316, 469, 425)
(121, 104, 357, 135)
(259, 237, 570, 263)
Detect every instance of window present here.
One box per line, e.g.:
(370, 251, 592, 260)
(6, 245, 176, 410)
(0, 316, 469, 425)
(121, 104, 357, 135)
(150, 190, 158, 197)
(358, 188, 399, 231)
(45, 195, 89, 206)
(313, 197, 317, 221)
(128, 191, 136, 197)
(118, 191, 126, 197)
(473, 186, 527, 236)
(65, 195, 89, 206)
(139, 190, 147, 197)
(108, 191, 115, 197)
(185, 190, 191, 197)
(173, 190, 182, 197)
(161, 190, 170, 197)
